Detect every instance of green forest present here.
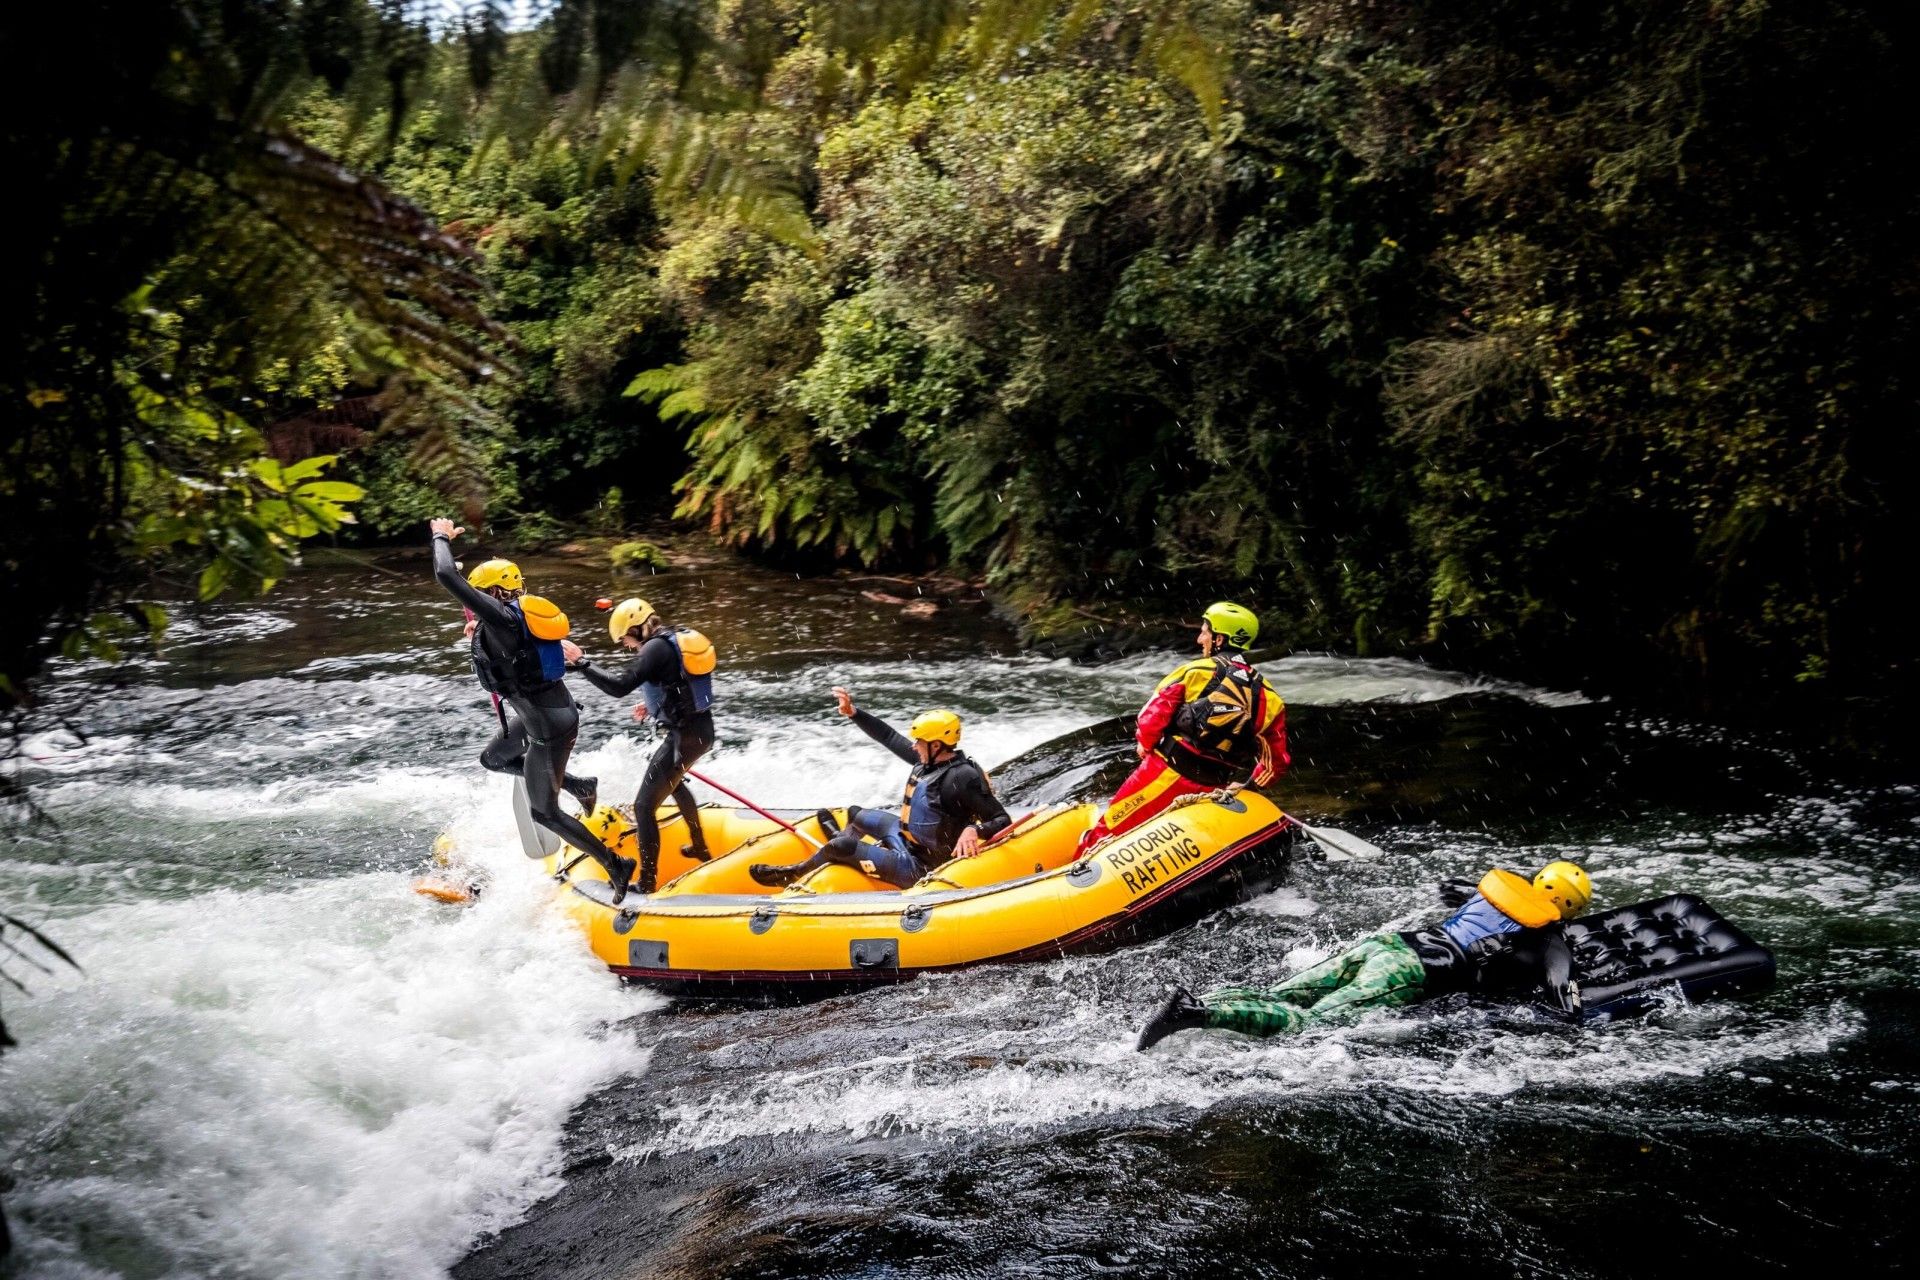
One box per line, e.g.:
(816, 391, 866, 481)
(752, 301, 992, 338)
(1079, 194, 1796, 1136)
(4, 0, 1913, 729)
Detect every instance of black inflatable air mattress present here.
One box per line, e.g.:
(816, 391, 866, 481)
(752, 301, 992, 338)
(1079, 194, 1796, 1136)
(1565, 893, 1775, 1021)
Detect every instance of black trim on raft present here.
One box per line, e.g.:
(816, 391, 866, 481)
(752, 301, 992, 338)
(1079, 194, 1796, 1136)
(607, 820, 1301, 999)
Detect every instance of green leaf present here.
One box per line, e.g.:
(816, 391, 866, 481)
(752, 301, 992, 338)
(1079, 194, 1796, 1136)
(280, 455, 338, 483)
(247, 459, 287, 493)
(291, 480, 365, 502)
(198, 559, 233, 602)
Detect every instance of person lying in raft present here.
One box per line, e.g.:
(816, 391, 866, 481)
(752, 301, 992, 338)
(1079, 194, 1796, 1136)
(563, 597, 716, 896)
(749, 688, 1012, 890)
(1136, 860, 1593, 1049)
(1077, 601, 1289, 856)
(428, 518, 634, 902)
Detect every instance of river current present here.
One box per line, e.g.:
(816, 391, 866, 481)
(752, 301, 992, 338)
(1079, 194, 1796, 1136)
(2, 546, 1914, 1278)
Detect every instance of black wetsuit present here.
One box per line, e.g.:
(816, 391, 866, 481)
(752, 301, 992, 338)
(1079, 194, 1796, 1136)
(573, 632, 715, 893)
(1401, 878, 1578, 1011)
(770, 709, 1011, 888)
(431, 535, 624, 884)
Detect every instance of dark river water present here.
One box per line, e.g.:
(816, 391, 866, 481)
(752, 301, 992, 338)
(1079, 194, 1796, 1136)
(2, 545, 1915, 1278)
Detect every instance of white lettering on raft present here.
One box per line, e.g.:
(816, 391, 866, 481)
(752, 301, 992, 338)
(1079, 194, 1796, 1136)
(1104, 819, 1208, 895)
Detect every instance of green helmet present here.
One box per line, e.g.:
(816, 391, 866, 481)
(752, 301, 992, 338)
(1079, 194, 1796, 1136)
(1202, 601, 1259, 651)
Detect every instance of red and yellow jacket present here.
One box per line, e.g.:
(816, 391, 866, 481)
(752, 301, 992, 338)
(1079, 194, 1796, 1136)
(1137, 655, 1290, 787)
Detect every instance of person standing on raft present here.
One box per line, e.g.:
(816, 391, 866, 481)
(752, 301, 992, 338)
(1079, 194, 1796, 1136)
(749, 688, 1011, 889)
(427, 518, 636, 902)
(563, 598, 716, 896)
(1137, 861, 1594, 1048)
(1077, 601, 1290, 855)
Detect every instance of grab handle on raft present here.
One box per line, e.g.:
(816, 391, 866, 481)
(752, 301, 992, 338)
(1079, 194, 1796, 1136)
(686, 768, 825, 849)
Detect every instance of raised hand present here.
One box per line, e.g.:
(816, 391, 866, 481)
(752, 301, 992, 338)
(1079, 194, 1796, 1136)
(832, 686, 856, 717)
(429, 517, 464, 541)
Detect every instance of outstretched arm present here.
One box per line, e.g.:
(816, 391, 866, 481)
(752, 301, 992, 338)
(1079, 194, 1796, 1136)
(571, 634, 675, 698)
(850, 708, 919, 765)
(429, 521, 515, 630)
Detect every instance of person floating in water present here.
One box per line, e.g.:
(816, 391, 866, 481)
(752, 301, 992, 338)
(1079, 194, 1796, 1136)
(1078, 601, 1290, 855)
(1137, 861, 1594, 1048)
(428, 518, 635, 902)
(565, 597, 716, 896)
(749, 687, 1011, 889)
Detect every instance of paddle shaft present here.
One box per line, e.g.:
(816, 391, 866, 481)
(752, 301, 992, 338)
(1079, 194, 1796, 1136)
(687, 768, 824, 849)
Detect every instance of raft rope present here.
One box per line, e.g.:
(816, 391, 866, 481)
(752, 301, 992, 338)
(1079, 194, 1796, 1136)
(574, 804, 1279, 920)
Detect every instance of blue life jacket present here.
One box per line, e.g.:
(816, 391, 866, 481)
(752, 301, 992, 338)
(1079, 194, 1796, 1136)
(1440, 893, 1525, 953)
(639, 628, 715, 727)
(899, 758, 961, 852)
(472, 602, 566, 697)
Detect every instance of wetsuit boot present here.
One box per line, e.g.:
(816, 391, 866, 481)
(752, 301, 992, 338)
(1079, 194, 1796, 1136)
(564, 774, 598, 814)
(1136, 986, 1209, 1051)
(606, 853, 637, 905)
(636, 847, 660, 898)
(679, 810, 712, 861)
(750, 850, 829, 888)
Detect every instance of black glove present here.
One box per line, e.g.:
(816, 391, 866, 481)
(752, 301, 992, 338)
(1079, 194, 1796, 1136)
(1437, 878, 1479, 908)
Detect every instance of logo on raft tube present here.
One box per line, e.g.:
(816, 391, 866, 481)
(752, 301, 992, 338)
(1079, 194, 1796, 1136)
(1103, 819, 1208, 895)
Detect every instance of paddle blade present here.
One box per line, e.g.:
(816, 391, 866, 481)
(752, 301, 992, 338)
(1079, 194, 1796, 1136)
(513, 777, 562, 859)
(1297, 821, 1386, 864)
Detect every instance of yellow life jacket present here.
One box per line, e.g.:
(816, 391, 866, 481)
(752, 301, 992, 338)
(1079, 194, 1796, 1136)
(518, 595, 570, 641)
(641, 627, 717, 725)
(1476, 869, 1562, 928)
(676, 627, 716, 676)
(1159, 657, 1268, 785)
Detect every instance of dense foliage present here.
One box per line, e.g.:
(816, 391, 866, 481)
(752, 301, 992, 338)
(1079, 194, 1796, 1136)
(4, 0, 1912, 722)
(645, 0, 1917, 712)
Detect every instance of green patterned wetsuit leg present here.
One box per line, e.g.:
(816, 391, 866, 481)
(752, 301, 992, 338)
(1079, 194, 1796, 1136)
(1202, 933, 1428, 1038)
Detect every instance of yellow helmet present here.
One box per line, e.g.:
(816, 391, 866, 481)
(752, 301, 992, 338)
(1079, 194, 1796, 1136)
(467, 559, 523, 593)
(909, 709, 962, 747)
(1533, 861, 1592, 919)
(609, 597, 657, 642)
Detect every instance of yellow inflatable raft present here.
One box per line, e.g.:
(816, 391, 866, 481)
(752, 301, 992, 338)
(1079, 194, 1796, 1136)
(540, 790, 1296, 991)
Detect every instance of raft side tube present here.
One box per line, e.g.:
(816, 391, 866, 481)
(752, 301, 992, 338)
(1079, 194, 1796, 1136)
(597, 811, 1299, 994)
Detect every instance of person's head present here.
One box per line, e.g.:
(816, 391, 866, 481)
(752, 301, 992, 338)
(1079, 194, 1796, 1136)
(467, 559, 524, 604)
(1198, 601, 1259, 656)
(1533, 860, 1592, 919)
(909, 709, 963, 764)
(608, 597, 663, 650)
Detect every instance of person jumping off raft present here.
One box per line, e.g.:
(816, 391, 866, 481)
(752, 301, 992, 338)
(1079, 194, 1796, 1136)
(1077, 601, 1290, 855)
(749, 688, 1011, 890)
(1137, 861, 1594, 1049)
(564, 598, 716, 896)
(428, 519, 636, 902)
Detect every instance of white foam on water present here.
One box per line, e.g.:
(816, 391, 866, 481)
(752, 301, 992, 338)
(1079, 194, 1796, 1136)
(31, 767, 469, 827)
(623, 981, 1855, 1160)
(0, 625, 1655, 1279)
(0, 810, 654, 1280)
